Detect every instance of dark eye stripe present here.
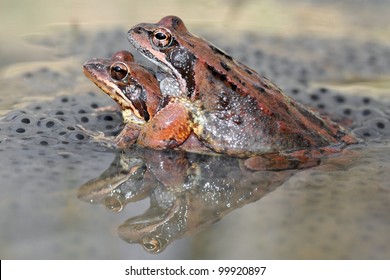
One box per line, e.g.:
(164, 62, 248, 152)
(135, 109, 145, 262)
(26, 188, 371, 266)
(124, 84, 150, 121)
(131, 98, 150, 121)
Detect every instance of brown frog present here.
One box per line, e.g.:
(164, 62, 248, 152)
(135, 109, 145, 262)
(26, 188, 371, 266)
(127, 16, 358, 158)
(83, 50, 179, 148)
(83, 51, 321, 169)
(83, 50, 213, 153)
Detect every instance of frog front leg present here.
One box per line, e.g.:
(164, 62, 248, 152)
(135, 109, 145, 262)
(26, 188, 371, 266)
(137, 101, 192, 149)
(115, 123, 142, 148)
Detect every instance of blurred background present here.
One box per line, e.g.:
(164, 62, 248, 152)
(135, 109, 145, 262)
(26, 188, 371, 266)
(1, 0, 389, 67)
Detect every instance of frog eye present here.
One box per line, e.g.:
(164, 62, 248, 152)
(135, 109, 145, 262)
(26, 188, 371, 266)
(152, 28, 172, 48)
(110, 62, 129, 81)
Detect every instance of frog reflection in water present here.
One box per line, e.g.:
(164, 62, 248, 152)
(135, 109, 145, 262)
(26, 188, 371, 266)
(84, 16, 358, 170)
(78, 148, 296, 253)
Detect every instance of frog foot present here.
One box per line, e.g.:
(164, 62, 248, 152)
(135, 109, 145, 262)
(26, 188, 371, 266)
(76, 125, 117, 149)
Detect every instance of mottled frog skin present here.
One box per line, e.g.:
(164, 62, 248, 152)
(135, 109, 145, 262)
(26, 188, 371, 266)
(84, 16, 357, 165)
(127, 16, 357, 157)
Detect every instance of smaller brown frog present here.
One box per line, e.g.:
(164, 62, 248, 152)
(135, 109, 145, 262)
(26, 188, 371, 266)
(83, 50, 164, 147)
(83, 50, 209, 152)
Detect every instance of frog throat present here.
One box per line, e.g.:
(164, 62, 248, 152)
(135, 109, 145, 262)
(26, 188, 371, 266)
(122, 109, 146, 125)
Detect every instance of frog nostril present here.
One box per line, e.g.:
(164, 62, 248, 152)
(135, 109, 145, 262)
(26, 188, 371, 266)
(133, 27, 143, 34)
